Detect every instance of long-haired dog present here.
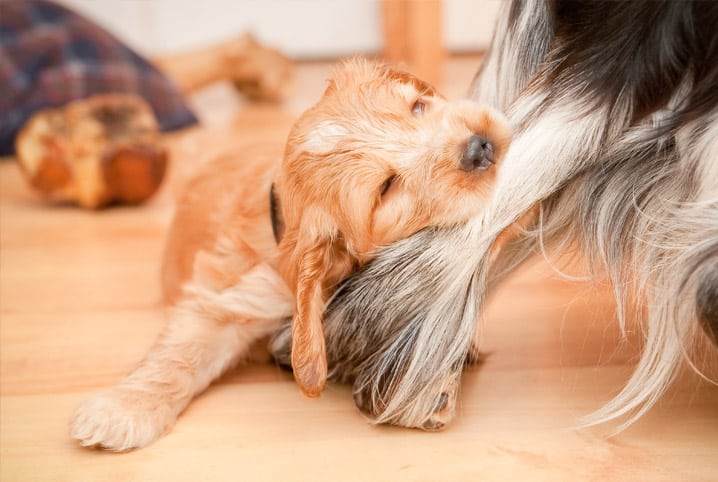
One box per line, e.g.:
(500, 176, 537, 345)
(270, 0, 717, 432)
(69, 59, 510, 451)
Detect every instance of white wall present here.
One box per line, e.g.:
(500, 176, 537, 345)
(60, 0, 500, 58)
(445, 0, 501, 52)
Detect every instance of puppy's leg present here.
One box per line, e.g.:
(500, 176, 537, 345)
(70, 262, 292, 451)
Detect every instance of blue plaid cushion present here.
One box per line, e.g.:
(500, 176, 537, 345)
(0, 0, 197, 155)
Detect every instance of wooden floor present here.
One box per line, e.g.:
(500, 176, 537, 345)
(1, 58, 716, 482)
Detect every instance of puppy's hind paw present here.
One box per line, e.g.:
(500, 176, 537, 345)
(70, 390, 176, 452)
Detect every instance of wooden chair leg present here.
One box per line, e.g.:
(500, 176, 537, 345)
(381, 0, 444, 86)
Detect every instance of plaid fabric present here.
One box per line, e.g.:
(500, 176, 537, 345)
(0, 0, 197, 155)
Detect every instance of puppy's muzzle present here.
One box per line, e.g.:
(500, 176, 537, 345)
(461, 135, 493, 171)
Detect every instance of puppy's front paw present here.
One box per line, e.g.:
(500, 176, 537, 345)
(70, 389, 176, 451)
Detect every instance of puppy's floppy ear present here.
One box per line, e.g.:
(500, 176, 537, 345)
(278, 207, 348, 397)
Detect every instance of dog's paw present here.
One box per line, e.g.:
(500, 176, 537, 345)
(353, 371, 459, 431)
(421, 389, 457, 431)
(70, 389, 176, 452)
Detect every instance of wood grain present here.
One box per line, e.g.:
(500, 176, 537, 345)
(1, 58, 716, 482)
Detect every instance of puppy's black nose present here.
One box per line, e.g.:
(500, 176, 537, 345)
(461, 135, 494, 171)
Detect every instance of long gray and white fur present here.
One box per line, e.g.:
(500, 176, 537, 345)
(273, 0, 718, 432)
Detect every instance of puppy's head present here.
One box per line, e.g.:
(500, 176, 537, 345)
(276, 59, 511, 397)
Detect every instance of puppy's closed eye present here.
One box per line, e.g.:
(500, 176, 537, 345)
(411, 100, 426, 116)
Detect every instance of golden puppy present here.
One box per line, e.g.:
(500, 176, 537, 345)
(70, 59, 511, 451)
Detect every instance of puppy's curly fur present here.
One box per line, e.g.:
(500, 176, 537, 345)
(69, 59, 510, 451)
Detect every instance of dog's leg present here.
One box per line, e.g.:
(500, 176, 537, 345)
(693, 125, 718, 346)
(697, 256, 718, 345)
(70, 261, 292, 451)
